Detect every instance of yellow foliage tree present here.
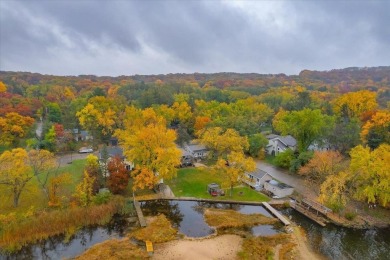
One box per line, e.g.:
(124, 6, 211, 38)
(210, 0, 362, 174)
(199, 127, 249, 158)
(0, 112, 34, 147)
(172, 101, 193, 124)
(0, 81, 7, 92)
(0, 148, 33, 207)
(116, 107, 181, 191)
(333, 90, 378, 119)
(319, 171, 349, 213)
(213, 151, 256, 196)
(349, 144, 390, 206)
(76, 96, 120, 141)
(74, 170, 95, 207)
(360, 110, 390, 148)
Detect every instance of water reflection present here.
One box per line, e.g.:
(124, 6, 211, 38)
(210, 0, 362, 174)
(1, 214, 128, 260)
(282, 208, 390, 260)
(140, 200, 278, 238)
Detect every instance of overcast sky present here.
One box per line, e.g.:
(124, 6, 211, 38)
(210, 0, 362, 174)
(0, 0, 389, 76)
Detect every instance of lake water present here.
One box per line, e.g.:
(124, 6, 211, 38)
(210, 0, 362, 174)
(281, 208, 390, 260)
(140, 200, 282, 237)
(2, 200, 389, 260)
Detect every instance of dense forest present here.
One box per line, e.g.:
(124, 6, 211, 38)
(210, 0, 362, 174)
(1, 66, 389, 206)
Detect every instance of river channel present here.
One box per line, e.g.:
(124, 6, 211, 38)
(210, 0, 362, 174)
(1, 200, 389, 259)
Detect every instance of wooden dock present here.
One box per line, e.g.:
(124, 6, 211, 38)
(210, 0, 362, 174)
(262, 202, 290, 226)
(134, 199, 147, 227)
(291, 202, 327, 227)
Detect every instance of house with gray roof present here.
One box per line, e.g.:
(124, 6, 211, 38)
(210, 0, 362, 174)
(185, 142, 208, 160)
(244, 168, 272, 190)
(266, 134, 297, 156)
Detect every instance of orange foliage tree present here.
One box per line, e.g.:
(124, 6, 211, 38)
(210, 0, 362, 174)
(107, 156, 130, 194)
(299, 151, 345, 187)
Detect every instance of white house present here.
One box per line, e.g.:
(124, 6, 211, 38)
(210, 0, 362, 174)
(185, 143, 208, 160)
(244, 168, 273, 190)
(264, 180, 294, 198)
(266, 134, 297, 156)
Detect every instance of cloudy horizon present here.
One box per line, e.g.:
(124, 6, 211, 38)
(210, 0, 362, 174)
(0, 0, 389, 76)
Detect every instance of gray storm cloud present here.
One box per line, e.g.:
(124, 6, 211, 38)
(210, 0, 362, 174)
(0, 0, 389, 76)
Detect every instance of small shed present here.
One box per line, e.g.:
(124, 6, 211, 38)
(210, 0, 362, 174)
(264, 180, 294, 198)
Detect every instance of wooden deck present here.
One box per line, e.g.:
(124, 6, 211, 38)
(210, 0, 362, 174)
(134, 199, 147, 227)
(291, 202, 327, 227)
(302, 198, 332, 215)
(262, 202, 290, 226)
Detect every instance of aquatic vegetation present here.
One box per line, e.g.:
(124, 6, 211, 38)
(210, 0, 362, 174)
(204, 208, 277, 229)
(75, 238, 149, 260)
(0, 196, 124, 252)
(130, 214, 178, 243)
(238, 234, 293, 260)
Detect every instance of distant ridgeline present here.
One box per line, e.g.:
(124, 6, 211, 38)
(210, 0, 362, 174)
(0, 66, 389, 107)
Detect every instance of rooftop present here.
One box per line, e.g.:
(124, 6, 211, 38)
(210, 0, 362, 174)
(247, 168, 269, 179)
(266, 180, 293, 189)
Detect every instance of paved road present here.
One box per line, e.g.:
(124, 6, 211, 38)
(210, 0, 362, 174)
(56, 151, 98, 167)
(255, 160, 315, 198)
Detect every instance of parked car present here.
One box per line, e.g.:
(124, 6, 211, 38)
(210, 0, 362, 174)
(78, 147, 93, 153)
(180, 158, 194, 167)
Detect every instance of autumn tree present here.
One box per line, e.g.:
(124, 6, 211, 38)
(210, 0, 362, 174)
(349, 144, 390, 206)
(76, 96, 121, 144)
(333, 90, 377, 119)
(194, 116, 211, 133)
(74, 170, 95, 207)
(107, 156, 130, 194)
(213, 151, 256, 196)
(199, 127, 255, 196)
(360, 110, 390, 149)
(199, 127, 249, 159)
(299, 151, 345, 187)
(116, 107, 181, 191)
(85, 154, 101, 194)
(0, 112, 34, 147)
(0, 81, 7, 92)
(319, 171, 349, 213)
(0, 148, 32, 207)
(273, 108, 334, 152)
(48, 173, 72, 207)
(27, 149, 57, 199)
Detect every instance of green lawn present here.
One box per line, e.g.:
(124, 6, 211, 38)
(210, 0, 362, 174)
(166, 167, 270, 202)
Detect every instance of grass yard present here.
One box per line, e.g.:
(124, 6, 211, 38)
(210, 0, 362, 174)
(0, 159, 86, 214)
(166, 167, 270, 202)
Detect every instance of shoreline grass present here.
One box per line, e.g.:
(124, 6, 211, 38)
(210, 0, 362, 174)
(0, 196, 124, 252)
(204, 208, 277, 229)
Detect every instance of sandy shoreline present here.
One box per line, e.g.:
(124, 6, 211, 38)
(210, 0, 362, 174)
(151, 228, 323, 260)
(152, 234, 243, 260)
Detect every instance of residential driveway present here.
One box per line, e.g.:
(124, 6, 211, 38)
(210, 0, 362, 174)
(56, 152, 98, 167)
(255, 160, 316, 198)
